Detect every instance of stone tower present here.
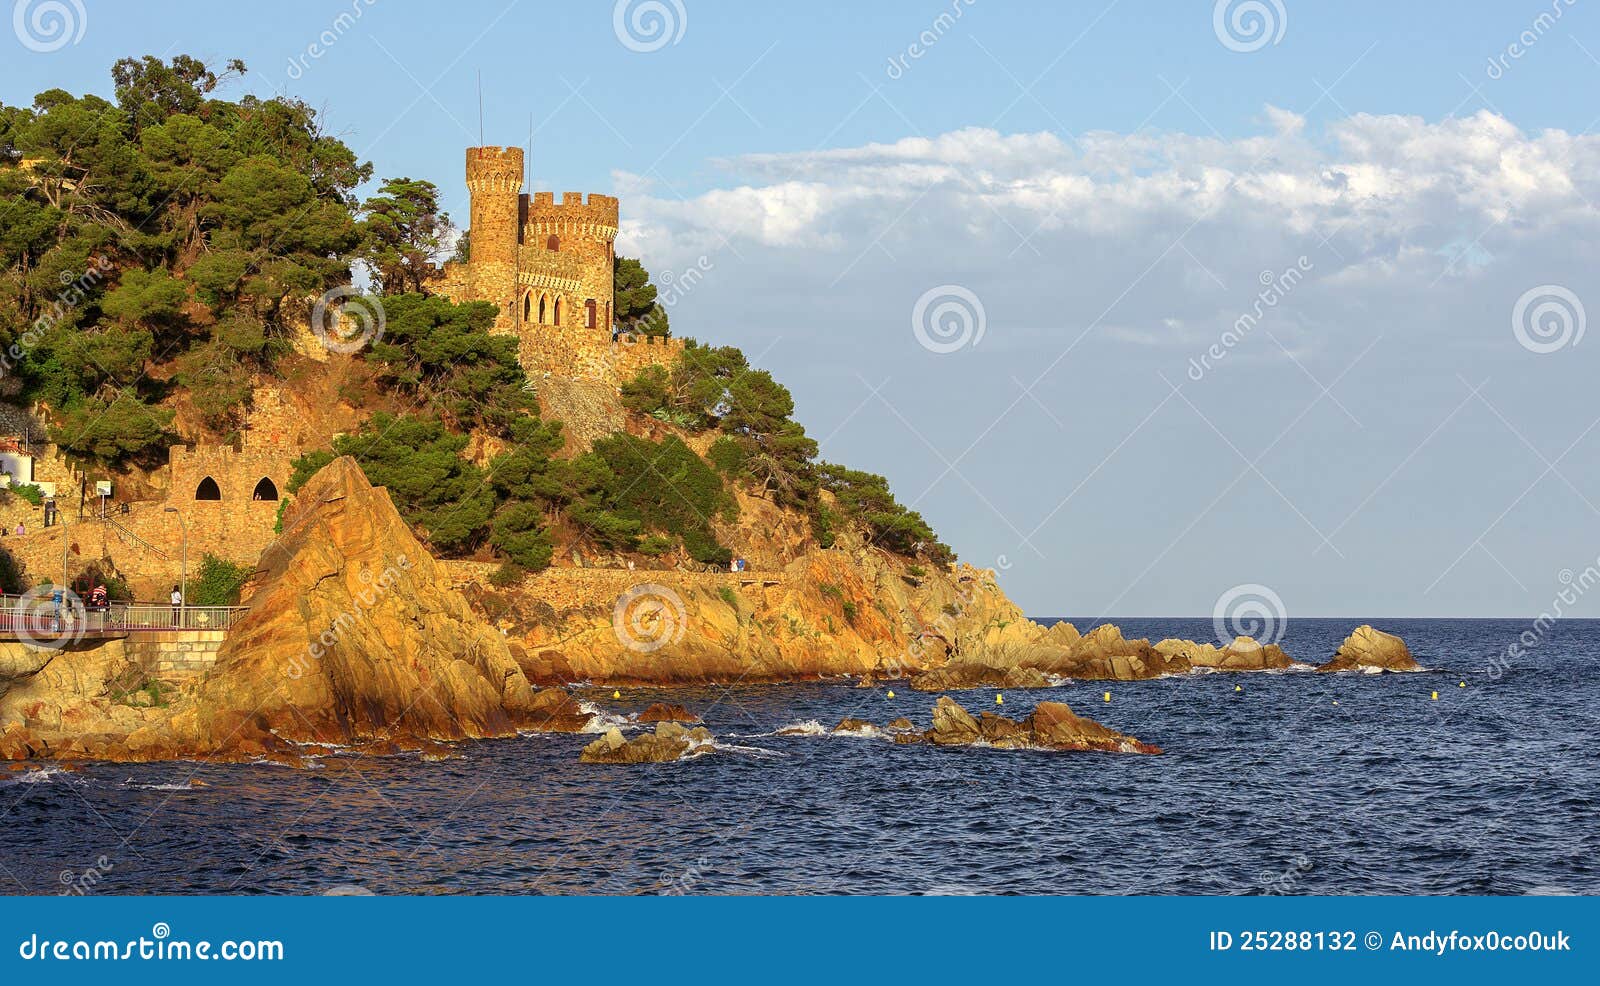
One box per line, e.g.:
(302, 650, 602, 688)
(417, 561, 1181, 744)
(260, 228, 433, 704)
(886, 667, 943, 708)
(452, 145, 617, 334)
(464, 146, 525, 323)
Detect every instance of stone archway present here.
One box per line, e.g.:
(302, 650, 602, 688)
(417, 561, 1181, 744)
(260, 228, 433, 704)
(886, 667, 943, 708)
(252, 477, 279, 501)
(195, 476, 221, 500)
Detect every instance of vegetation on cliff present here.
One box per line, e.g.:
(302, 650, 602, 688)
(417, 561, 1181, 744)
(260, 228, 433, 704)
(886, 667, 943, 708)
(4, 52, 950, 579)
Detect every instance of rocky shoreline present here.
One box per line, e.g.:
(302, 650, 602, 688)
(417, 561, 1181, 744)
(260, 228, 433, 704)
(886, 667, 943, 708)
(1, 456, 1424, 767)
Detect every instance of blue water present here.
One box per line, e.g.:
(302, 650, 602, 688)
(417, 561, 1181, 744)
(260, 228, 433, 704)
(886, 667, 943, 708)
(1, 618, 1595, 895)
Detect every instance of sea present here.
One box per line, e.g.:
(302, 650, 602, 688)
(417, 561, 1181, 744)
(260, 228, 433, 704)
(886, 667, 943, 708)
(2, 617, 1595, 895)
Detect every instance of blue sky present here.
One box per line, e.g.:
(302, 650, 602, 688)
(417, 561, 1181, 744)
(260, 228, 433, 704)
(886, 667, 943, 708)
(5, 1, 1600, 619)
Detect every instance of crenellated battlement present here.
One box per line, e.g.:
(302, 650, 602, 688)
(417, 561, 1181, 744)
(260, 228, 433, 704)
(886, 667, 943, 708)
(524, 192, 619, 239)
(465, 146, 525, 192)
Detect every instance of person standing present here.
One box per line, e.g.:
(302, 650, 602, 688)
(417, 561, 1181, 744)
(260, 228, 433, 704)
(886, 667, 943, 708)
(170, 583, 183, 627)
(50, 585, 63, 633)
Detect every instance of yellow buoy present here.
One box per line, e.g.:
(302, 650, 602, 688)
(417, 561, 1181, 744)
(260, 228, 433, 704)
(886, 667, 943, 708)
(1103, 691, 1111, 702)
(1234, 684, 1242, 693)
(995, 693, 1004, 705)
(612, 690, 621, 700)
(1430, 691, 1438, 700)
(1332, 699, 1339, 706)
(1459, 681, 1466, 688)
(886, 690, 895, 699)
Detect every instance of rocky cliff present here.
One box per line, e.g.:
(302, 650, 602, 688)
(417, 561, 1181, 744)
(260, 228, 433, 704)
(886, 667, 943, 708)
(1, 456, 595, 762)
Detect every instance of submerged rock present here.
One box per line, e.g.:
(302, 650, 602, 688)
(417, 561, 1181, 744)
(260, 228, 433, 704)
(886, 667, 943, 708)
(578, 722, 715, 764)
(1317, 625, 1419, 672)
(636, 702, 701, 723)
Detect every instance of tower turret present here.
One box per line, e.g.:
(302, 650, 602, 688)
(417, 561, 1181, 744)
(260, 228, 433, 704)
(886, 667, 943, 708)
(465, 146, 524, 324)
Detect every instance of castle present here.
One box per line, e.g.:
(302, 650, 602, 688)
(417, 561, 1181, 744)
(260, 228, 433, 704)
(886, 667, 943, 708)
(436, 145, 682, 386)
(437, 146, 618, 333)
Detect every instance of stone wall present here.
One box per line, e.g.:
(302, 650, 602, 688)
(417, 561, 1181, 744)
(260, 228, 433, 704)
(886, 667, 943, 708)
(520, 326, 685, 388)
(122, 629, 227, 680)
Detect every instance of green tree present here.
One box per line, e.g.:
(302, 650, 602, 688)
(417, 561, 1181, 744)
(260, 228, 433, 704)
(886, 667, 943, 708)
(361, 177, 451, 294)
(364, 293, 534, 436)
(614, 255, 669, 336)
(309, 413, 493, 554)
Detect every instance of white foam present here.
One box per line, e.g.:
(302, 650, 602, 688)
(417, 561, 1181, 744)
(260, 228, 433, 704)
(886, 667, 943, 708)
(8, 765, 75, 784)
(575, 700, 634, 734)
(766, 719, 828, 737)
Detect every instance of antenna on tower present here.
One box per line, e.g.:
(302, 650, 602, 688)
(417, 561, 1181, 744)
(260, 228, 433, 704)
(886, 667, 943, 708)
(476, 70, 484, 145)
(525, 112, 533, 189)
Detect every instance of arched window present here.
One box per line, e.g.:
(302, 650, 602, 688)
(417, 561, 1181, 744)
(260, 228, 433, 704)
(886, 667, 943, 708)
(195, 476, 221, 501)
(546, 235, 560, 252)
(585, 299, 596, 328)
(538, 294, 547, 325)
(252, 477, 279, 501)
(553, 297, 562, 326)
(523, 294, 531, 321)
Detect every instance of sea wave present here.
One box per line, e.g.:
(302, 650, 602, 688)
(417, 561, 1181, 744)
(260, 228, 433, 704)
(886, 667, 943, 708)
(576, 700, 634, 734)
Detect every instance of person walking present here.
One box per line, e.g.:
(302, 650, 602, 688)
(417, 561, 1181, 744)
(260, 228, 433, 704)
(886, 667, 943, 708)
(169, 583, 183, 627)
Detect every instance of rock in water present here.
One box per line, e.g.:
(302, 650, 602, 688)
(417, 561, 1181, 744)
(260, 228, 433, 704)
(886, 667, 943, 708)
(188, 456, 562, 751)
(1316, 625, 1419, 672)
(1153, 635, 1294, 671)
(1024, 701, 1162, 754)
(579, 721, 716, 763)
(926, 696, 983, 745)
(636, 702, 702, 723)
(917, 696, 1159, 754)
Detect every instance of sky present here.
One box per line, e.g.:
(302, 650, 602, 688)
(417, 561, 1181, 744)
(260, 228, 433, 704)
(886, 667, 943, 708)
(4, 0, 1599, 619)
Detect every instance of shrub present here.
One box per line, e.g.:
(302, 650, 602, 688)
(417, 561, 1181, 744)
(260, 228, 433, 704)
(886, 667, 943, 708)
(6, 483, 44, 506)
(191, 553, 252, 605)
(489, 562, 525, 587)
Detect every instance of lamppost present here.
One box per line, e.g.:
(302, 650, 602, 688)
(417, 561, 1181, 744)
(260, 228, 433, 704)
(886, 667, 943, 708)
(164, 507, 187, 629)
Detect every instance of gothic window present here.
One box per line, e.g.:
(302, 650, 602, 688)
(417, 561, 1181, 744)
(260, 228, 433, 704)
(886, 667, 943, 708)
(546, 235, 560, 252)
(538, 294, 547, 325)
(523, 294, 531, 321)
(585, 299, 596, 328)
(252, 477, 279, 501)
(195, 476, 221, 500)
(553, 297, 562, 326)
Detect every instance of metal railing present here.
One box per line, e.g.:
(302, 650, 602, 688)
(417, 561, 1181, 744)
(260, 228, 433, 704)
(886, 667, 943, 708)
(0, 594, 249, 636)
